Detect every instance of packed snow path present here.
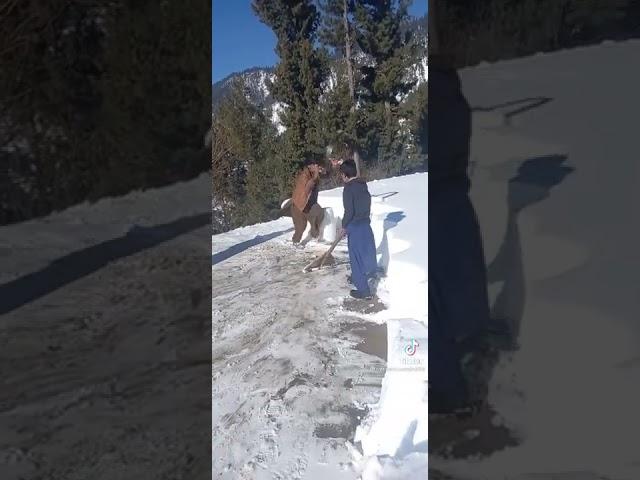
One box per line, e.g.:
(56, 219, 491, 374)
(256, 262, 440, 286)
(212, 173, 427, 479)
(0, 174, 212, 480)
(212, 238, 381, 479)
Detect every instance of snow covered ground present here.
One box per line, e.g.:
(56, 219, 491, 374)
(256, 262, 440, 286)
(430, 39, 640, 480)
(212, 172, 427, 479)
(0, 174, 213, 479)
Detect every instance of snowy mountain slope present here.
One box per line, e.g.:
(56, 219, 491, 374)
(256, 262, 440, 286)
(212, 66, 276, 112)
(212, 173, 427, 479)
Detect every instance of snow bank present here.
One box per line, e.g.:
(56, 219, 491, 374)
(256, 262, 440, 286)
(313, 173, 428, 477)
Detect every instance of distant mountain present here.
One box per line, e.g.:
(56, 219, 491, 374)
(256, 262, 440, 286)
(212, 66, 276, 112)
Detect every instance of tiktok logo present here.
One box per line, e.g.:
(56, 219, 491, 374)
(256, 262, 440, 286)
(404, 338, 419, 356)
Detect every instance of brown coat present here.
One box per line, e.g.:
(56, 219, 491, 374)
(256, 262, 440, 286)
(292, 166, 320, 212)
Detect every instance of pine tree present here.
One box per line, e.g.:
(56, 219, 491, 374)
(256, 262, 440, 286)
(353, 0, 417, 173)
(319, 0, 357, 104)
(1, 0, 211, 223)
(252, 0, 327, 172)
(313, 64, 357, 151)
(0, 1, 106, 222)
(212, 78, 271, 229)
(319, 0, 364, 176)
(99, 0, 211, 194)
(402, 81, 427, 171)
(354, 0, 415, 105)
(243, 141, 288, 224)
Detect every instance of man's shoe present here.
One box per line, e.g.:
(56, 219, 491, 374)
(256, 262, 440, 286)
(350, 289, 372, 300)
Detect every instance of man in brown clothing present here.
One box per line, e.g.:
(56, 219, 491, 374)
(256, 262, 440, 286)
(291, 159, 325, 244)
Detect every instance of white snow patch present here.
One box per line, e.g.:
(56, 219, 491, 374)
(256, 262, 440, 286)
(271, 102, 287, 135)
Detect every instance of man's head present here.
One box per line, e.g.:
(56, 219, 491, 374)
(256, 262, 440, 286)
(339, 159, 357, 182)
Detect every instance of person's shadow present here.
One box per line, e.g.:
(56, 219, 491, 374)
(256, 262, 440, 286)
(376, 211, 406, 276)
(486, 154, 575, 345)
(429, 67, 574, 460)
(444, 154, 575, 460)
(0, 212, 211, 315)
(212, 228, 293, 265)
(394, 419, 427, 458)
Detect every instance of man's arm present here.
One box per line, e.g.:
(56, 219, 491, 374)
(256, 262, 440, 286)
(342, 186, 354, 228)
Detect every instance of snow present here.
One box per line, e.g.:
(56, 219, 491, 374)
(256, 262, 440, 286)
(213, 223, 377, 478)
(271, 102, 286, 134)
(314, 174, 428, 321)
(430, 39, 640, 480)
(258, 70, 272, 98)
(349, 175, 428, 478)
(0, 173, 212, 478)
(325, 69, 338, 93)
(418, 56, 428, 85)
(212, 172, 427, 478)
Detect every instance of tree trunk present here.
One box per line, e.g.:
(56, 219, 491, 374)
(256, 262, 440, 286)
(353, 148, 362, 178)
(343, 0, 355, 106)
(342, 0, 360, 177)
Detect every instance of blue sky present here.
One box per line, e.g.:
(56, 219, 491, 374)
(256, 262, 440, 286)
(212, 0, 428, 83)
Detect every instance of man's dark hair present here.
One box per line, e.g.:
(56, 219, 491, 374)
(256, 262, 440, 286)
(340, 159, 357, 179)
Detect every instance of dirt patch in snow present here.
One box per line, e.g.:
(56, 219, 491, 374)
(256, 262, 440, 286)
(340, 322, 387, 362)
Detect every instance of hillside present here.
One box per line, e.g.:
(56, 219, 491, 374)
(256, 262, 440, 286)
(212, 66, 277, 113)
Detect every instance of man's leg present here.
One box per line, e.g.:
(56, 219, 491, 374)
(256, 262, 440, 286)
(362, 223, 378, 277)
(291, 205, 307, 243)
(347, 223, 371, 295)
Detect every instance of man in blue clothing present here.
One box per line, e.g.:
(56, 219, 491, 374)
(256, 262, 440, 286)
(338, 160, 378, 300)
